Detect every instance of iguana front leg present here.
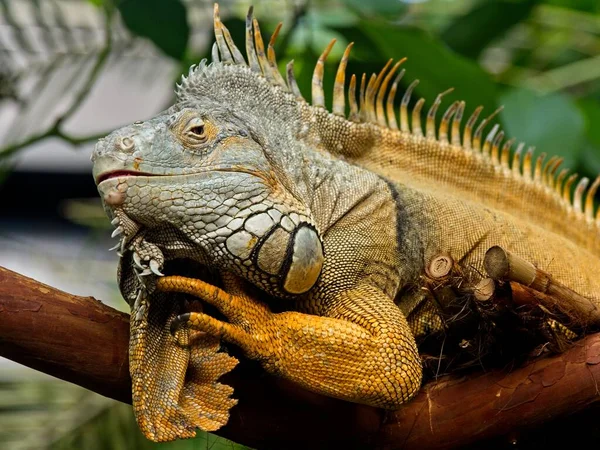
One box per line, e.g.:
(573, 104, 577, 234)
(158, 273, 422, 408)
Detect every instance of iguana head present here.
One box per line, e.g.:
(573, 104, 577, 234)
(92, 9, 326, 296)
(92, 0, 412, 298)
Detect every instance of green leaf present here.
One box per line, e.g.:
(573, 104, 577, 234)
(442, 0, 539, 59)
(341, 0, 407, 18)
(578, 98, 600, 149)
(576, 99, 600, 177)
(545, 0, 600, 13)
(499, 88, 585, 170)
(345, 21, 499, 119)
(580, 143, 600, 178)
(118, 0, 189, 60)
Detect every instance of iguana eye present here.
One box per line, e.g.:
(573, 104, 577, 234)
(185, 118, 207, 143)
(189, 125, 205, 136)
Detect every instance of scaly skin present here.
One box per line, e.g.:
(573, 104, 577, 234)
(92, 3, 600, 442)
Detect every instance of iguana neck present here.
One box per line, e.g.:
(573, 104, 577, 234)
(296, 148, 425, 295)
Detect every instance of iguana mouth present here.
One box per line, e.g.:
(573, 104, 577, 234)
(96, 170, 158, 184)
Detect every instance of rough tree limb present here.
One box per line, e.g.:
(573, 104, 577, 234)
(1, 266, 599, 449)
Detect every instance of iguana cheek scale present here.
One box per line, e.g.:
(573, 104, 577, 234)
(92, 3, 600, 442)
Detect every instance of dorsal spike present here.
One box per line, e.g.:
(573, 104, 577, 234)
(534, 153, 546, 182)
(473, 107, 503, 152)
(362, 73, 377, 121)
(438, 101, 459, 144)
(312, 39, 336, 108)
(426, 88, 454, 139)
(333, 42, 354, 117)
(376, 60, 404, 127)
(500, 138, 515, 169)
(463, 106, 483, 150)
(585, 176, 600, 221)
(542, 156, 558, 186)
(574, 177, 590, 214)
(212, 42, 220, 63)
(267, 23, 287, 87)
(215, 4, 245, 65)
(482, 124, 500, 157)
(252, 18, 273, 82)
(348, 74, 359, 122)
(490, 128, 504, 163)
(512, 142, 525, 177)
(245, 7, 261, 73)
(359, 74, 367, 118)
(563, 173, 578, 203)
(523, 147, 535, 181)
(400, 79, 419, 133)
(213, 4, 233, 63)
(548, 158, 563, 190)
(451, 101, 465, 146)
(386, 70, 405, 131)
(412, 98, 425, 137)
(366, 60, 392, 121)
(286, 60, 303, 99)
(555, 168, 569, 196)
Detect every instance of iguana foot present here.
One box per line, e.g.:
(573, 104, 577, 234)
(157, 274, 423, 409)
(160, 274, 268, 360)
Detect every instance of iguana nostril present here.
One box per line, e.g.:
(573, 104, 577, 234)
(118, 136, 135, 152)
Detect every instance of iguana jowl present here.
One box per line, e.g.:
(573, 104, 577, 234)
(92, 3, 600, 442)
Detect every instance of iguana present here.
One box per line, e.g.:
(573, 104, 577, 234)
(92, 3, 600, 442)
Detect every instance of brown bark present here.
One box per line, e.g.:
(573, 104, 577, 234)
(1, 265, 599, 449)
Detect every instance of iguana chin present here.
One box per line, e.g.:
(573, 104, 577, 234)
(92, 3, 600, 442)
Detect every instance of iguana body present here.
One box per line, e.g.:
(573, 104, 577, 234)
(92, 4, 600, 442)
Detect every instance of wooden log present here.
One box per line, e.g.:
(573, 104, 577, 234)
(484, 246, 600, 325)
(0, 266, 131, 402)
(1, 266, 600, 449)
(426, 254, 454, 279)
(473, 277, 495, 302)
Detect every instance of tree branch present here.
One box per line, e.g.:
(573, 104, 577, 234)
(0, 266, 599, 449)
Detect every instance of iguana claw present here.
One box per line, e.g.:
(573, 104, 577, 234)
(133, 251, 145, 270)
(111, 226, 124, 238)
(150, 259, 165, 276)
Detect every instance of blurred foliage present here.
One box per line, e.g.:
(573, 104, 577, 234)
(118, 0, 189, 60)
(442, 0, 540, 59)
(0, 378, 248, 450)
(1, 0, 600, 448)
